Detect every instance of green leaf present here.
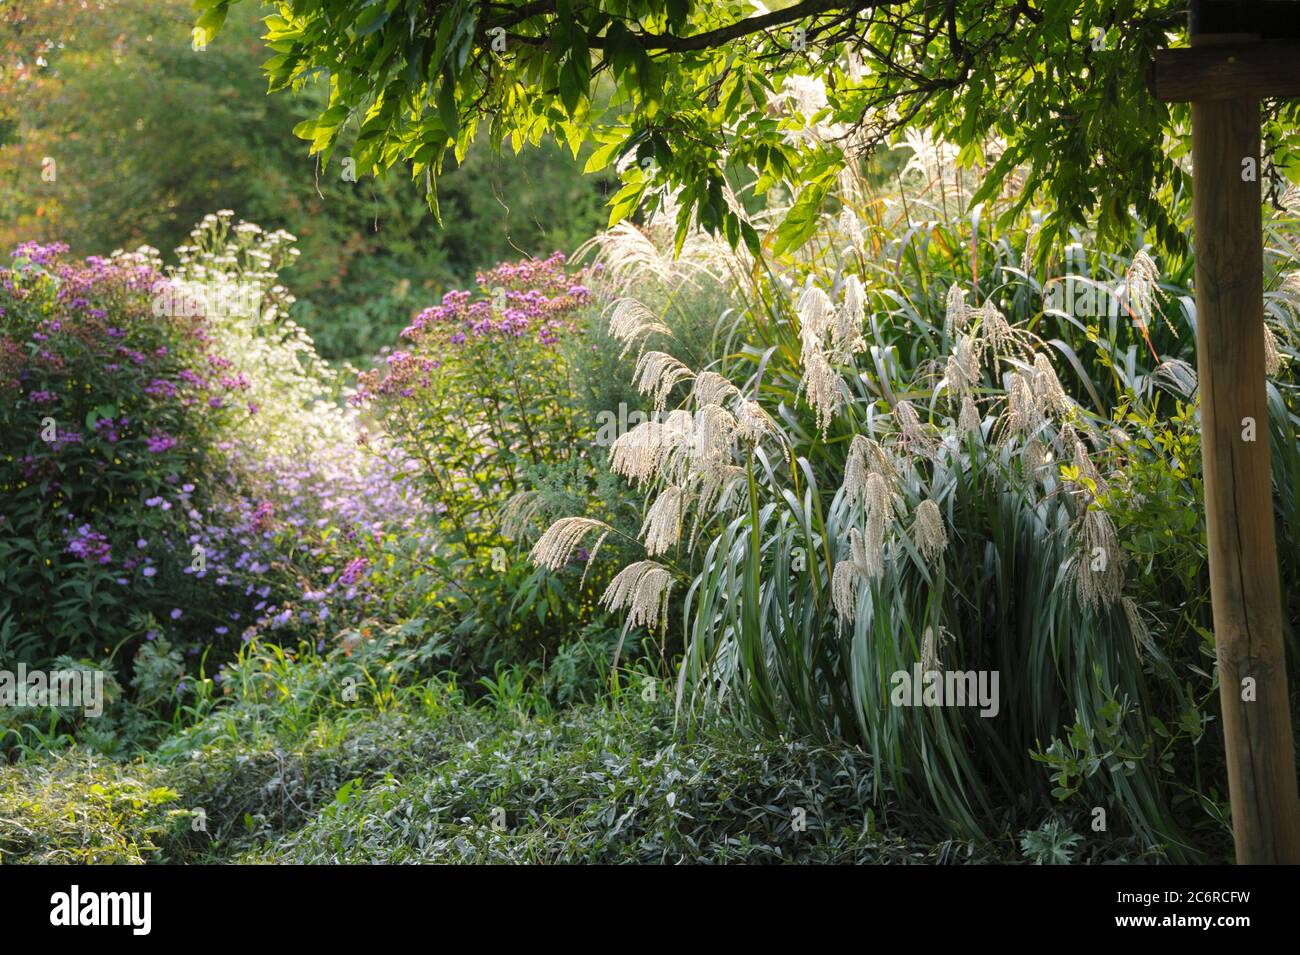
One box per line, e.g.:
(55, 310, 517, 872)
(583, 137, 624, 174)
(437, 75, 459, 139)
(559, 55, 587, 117)
(194, 2, 228, 39)
(354, 5, 392, 38)
(772, 181, 829, 256)
(607, 179, 643, 226)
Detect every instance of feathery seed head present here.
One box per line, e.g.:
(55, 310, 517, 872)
(1022, 437, 1047, 476)
(798, 286, 836, 348)
(1264, 323, 1282, 376)
(641, 485, 688, 556)
(735, 399, 775, 443)
(800, 346, 843, 434)
(921, 626, 949, 672)
(945, 284, 969, 337)
(500, 490, 547, 540)
(831, 526, 878, 622)
(945, 333, 982, 398)
(696, 463, 747, 514)
(691, 403, 738, 471)
(607, 297, 673, 358)
(1073, 506, 1122, 610)
(892, 399, 927, 447)
(1021, 222, 1041, 276)
(1281, 185, 1300, 214)
(975, 300, 1033, 359)
(1032, 353, 1069, 416)
(693, 371, 740, 409)
(634, 351, 695, 414)
(912, 498, 947, 564)
(530, 517, 611, 571)
(839, 207, 863, 254)
(835, 275, 867, 353)
(831, 554, 864, 621)
(1278, 271, 1300, 315)
(1121, 596, 1154, 659)
(610, 416, 687, 486)
(843, 435, 897, 508)
(1125, 250, 1161, 325)
(1005, 372, 1043, 437)
(601, 560, 674, 631)
(864, 471, 898, 527)
(1056, 421, 1079, 457)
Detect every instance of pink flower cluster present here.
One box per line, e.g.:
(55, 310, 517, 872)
(397, 252, 590, 346)
(353, 253, 590, 407)
(0, 244, 248, 419)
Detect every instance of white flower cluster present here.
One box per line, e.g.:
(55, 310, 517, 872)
(166, 212, 355, 458)
(160, 212, 406, 502)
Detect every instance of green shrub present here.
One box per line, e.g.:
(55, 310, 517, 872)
(1, 633, 1164, 864)
(243, 695, 971, 864)
(1, 219, 432, 750)
(242, 686, 1154, 865)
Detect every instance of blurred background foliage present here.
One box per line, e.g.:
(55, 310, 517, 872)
(0, 0, 613, 361)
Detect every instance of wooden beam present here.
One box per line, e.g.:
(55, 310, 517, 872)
(1190, 0, 1300, 40)
(1152, 40, 1300, 101)
(1191, 90, 1300, 864)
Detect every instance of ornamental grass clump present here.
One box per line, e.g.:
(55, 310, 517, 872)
(528, 125, 1300, 859)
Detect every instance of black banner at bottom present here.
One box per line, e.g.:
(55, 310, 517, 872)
(0, 863, 1284, 942)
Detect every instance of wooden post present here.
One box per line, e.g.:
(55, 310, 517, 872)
(1187, 28, 1300, 864)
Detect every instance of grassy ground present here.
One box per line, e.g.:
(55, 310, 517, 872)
(0, 640, 1162, 865)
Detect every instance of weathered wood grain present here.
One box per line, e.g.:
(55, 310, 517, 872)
(1153, 40, 1300, 101)
(1191, 90, 1300, 863)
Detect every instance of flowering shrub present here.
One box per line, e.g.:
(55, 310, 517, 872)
(355, 252, 592, 520)
(151, 213, 430, 659)
(166, 212, 350, 457)
(0, 241, 242, 665)
(0, 223, 427, 704)
(353, 253, 619, 668)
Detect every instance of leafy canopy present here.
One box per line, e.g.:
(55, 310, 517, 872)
(197, 0, 1297, 256)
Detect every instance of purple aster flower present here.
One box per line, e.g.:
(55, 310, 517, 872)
(147, 432, 177, 454)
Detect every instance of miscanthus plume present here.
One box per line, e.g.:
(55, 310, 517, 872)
(601, 560, 674, 632)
